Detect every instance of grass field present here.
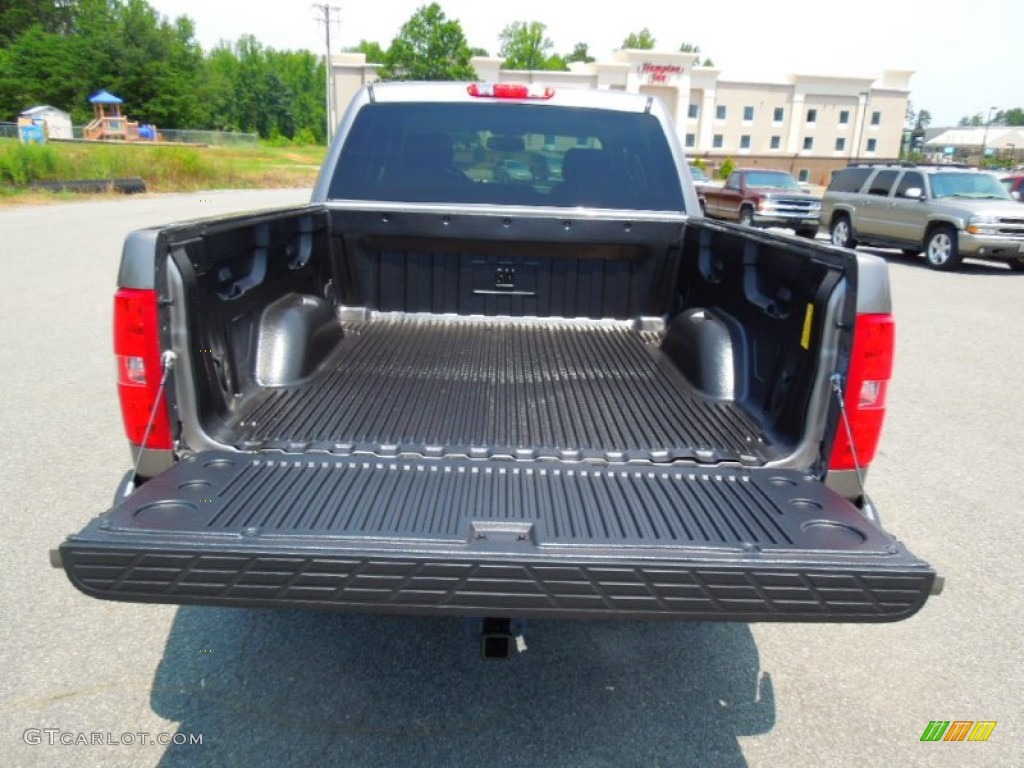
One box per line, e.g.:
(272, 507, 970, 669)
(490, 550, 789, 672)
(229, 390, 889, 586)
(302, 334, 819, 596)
(0, 139, 326, 203)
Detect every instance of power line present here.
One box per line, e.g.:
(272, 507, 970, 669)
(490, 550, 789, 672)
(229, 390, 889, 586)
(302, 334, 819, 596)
(312, 4, 341, 143)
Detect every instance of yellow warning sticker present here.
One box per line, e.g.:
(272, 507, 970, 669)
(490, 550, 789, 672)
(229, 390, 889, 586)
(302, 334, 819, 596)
(801, 304, 814, 350)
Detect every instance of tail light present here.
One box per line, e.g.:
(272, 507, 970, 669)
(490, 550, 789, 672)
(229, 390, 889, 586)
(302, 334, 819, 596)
(467, 83, 555, 100)
(114, 288, 173, 449)
(829, 313, 894, 471)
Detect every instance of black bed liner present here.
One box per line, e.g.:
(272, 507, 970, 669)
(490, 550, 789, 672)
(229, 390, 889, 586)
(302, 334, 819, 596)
(60, 451, 936, 622)
(224, 316, 774, 464)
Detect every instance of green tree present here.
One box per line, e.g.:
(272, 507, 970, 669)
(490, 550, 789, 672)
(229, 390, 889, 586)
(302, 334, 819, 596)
(109, 0, 204, 128)
(544, 54, 568, 71)
(0, 0, 328, 141)
(198, 44, 242, 131)
(381, 3, 476, 81)
(996, 107, 1023, 126)
(679, 42, 700, 53)
(566, 42, 594, 64)
(271, 49, 326, 143)
(0, 0, 73, 44)
(348, 40, 386, 63)
(499, 21, 553, 70)
(717, 156, 735, 180)
(622, 28, 655, 49)
(915, 109, 932, 130)
(701, 57, 714, 67)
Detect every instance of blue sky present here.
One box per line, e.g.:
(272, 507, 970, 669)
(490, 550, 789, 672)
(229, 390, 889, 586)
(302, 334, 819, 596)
(150, 0, 1023, 126)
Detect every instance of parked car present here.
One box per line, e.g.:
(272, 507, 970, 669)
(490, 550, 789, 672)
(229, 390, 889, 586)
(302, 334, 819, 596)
(696, 168, 820, 237)
(1001, 174, 1024, 201)
(493, 158, 533, 183)
(822, 164, 1024, 271)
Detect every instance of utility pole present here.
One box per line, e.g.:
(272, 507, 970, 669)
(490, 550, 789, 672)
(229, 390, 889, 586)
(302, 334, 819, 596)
(979, 105, 997, 169)
(313, 4, 341, 144)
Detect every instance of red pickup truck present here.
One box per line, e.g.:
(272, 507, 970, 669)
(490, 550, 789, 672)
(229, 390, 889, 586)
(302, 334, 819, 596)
(697, 168, 821, 237)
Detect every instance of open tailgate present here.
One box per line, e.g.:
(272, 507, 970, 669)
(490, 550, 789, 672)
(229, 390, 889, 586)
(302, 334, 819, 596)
(59, 453, 936, 622)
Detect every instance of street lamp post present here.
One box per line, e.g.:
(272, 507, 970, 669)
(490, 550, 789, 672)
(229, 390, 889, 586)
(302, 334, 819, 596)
(853, 91, 869, 165)
(980, 105, 997, 168)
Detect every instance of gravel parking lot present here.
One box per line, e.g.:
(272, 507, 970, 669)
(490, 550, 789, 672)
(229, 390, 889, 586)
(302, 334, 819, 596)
(1, 190, 1021, 767)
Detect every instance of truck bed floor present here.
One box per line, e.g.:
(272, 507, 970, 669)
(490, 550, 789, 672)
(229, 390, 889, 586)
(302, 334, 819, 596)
(225, 316, 773, 464)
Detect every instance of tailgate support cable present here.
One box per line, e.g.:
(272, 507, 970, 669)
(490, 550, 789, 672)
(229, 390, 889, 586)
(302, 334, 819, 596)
(130, 350, 177, 486)
(830, 373, 868, 501)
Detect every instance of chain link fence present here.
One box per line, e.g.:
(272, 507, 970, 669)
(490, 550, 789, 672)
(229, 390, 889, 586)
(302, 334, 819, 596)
(69, 126, 259, 146)
(158, 128, 259, 146)
(1, 122, 258, 146)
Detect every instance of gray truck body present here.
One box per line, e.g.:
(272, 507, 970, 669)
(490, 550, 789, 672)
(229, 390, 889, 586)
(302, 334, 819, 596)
(57, 83, 936, 626)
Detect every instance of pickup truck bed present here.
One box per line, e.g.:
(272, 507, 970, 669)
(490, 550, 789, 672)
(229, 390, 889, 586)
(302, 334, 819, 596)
(223, 315, 770, 464)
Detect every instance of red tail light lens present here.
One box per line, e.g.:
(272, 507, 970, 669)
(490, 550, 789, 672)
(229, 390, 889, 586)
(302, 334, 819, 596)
(829, 313, 894, 471)
(467, 83, 555, 100)
(114, 288, 172, 449)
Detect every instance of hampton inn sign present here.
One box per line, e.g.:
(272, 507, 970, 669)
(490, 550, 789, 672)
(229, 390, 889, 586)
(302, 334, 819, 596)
(639, 62, 685, 83)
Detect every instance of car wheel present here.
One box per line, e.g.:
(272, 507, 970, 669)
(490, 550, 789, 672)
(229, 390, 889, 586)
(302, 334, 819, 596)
(1008, 258, 1024, 272)
(924, 225, 962, 270)
(829, 215, 856, 248)
(738, 207, 755, 227)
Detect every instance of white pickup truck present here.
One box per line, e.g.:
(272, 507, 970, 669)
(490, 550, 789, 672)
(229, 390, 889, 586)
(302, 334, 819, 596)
(55, 83, 937, 657)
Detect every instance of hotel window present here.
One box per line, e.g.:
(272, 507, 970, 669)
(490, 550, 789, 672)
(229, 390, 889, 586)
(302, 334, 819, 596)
(803, 136, 814, 150)
(743, 106, 754, 121)
(740, 135, 751, 149)
(716, 105, 726, 120)
(839, 110, 850, 125)
(867, 138, 877, 152)
(685, 133, 696, 148)
(713, 134, 724, 148)
(773, 107, 784, 122)
(871, 111, 881, 126)
(798, 169, 810, 183)
(688, 103, 699, 119)
(770, 135, 781, 149)
(835, 137, 846, 151)
(807, 108, 817, 124)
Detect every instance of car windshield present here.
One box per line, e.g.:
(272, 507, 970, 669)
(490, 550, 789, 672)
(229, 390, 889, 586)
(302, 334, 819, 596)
(689, 165, 708, 181)
(930, 173, 1011, 200)
(744, 171, 800, 189)
(330, 101, 685, 211)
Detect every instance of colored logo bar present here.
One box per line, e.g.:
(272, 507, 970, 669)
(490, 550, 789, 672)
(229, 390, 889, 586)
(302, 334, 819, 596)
(920, 721, 997, 742)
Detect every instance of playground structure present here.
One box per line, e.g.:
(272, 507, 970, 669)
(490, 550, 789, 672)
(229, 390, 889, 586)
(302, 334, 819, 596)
(83, 90, 158, 142)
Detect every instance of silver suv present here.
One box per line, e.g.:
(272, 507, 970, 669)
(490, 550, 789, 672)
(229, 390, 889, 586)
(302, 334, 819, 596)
(821, 164, 1024, 271)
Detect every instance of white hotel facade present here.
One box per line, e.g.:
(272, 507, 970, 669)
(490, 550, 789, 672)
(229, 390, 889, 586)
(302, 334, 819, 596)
(330, 49, 912, 186)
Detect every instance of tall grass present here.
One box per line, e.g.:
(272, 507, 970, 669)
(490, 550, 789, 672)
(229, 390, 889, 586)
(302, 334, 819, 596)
(0, 139, 325, 194)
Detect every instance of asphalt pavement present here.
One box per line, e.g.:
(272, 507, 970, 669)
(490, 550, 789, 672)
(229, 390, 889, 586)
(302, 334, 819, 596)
(1, 190, 1021, 767)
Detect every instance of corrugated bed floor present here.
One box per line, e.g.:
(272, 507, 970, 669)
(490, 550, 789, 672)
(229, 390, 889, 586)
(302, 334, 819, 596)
(226, 316, 772, 464)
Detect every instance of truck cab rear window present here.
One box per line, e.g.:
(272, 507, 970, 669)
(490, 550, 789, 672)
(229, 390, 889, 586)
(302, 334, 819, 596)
(328, 102, 685, 211)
